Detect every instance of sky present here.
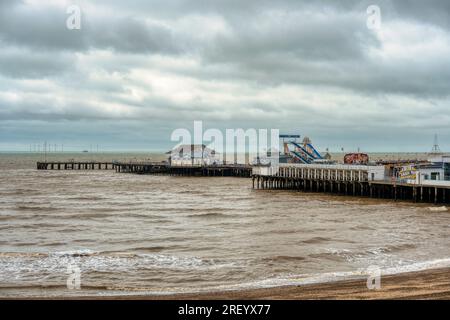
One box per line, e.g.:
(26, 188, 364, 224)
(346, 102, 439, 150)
(0, 0, 450, 152)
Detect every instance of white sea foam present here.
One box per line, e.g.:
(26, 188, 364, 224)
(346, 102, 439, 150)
(224, 257, 450, 291)
(0, 249, 238, 282)
(77, 257, 450, 297)
(428, 206, 447, 212)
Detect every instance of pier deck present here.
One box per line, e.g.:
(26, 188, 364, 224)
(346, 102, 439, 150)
(36, 161, 252, 177)
(114, 162, 252, 177)
(252, 164, 450, 204)
(37, 161, 114, 170)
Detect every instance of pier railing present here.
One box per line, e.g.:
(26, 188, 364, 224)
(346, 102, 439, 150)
(37, 161, 114, 170)
(37, 160, 252, 177)
(252, 163, 376, 182)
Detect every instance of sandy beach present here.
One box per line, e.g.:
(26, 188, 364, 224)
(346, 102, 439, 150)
(105, 267, 450, 300)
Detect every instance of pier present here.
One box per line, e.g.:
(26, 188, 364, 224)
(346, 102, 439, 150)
(113, 162, 169, 174)
(168, 164, 251, 177)
(114, 162, 251, 177)
(37, 161, 252, 177)
(252, 164, 450, 204)
(37, 161, 114, 170)
(35, 161, 450, 203)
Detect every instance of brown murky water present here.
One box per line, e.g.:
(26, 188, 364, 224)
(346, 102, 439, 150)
(0, 153, 449, 297)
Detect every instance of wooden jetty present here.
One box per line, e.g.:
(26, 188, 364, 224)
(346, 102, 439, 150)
(113, 162, 169, 174)
(114, 162, 252, 177)
(37, 161, 252, 177)
(37, 161, 114, 170)
(252, 164, 450, 204)
(169, 164, 251, 177)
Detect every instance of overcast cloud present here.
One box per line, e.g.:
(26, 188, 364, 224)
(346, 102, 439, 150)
(1, 0, 449, 152)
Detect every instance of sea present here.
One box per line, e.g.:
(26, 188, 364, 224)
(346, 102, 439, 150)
(0, 152, 449, 297)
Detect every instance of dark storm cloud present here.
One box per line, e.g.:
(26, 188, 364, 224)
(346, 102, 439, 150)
(0, 46, 71, 78)
(0, 2, 181, 54)
(1, 0, 450, 151)
(90, 0, 450, 97)
(97, 0, 450, 24)
(389, 0, 450, 28)
(0, 3, 85, 51)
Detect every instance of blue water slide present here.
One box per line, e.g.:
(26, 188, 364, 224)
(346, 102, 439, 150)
(290, 142, 316, 160)
(290, 151, 310, 164)
(307, 143, 323, 159)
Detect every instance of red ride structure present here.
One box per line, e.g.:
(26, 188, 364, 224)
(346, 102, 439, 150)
(344, 153, 369, 165)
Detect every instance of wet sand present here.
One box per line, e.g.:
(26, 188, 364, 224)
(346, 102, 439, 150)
(118, 268, 450, 300)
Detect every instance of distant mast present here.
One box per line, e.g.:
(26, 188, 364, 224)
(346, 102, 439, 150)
(430, 134, 442, 155)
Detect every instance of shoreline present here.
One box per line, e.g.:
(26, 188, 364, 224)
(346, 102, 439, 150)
(6, 267, 450, 300)
(109, 267, 450, 300)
